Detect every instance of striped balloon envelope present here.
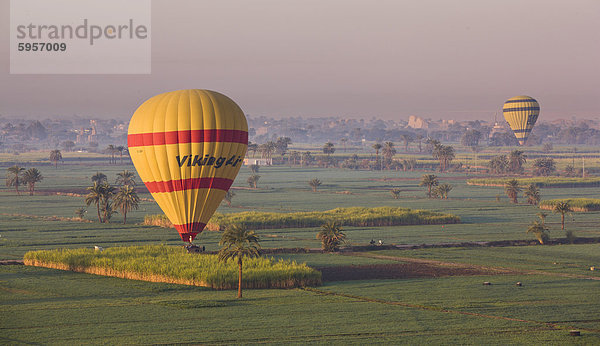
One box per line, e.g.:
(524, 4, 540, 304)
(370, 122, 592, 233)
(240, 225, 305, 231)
(128, 90, 248, 242)
(503, 95, 540, 145)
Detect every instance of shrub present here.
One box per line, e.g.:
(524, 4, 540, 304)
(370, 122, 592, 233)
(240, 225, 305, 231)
(539, 198, 600, 212)
(142, 207, 460, 231)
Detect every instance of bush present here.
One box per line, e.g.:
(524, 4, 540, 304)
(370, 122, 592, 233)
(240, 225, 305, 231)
(144, 207, 460, 231)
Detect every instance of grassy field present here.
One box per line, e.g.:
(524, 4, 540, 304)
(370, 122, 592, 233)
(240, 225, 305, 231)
(2, 265, 600, 344)
(2, 151, 600, 343)
(4, 164, 600, 258)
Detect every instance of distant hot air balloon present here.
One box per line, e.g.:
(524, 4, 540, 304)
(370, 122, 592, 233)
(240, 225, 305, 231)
(128, 90, 248, 243)
(503, 95, 540, 145)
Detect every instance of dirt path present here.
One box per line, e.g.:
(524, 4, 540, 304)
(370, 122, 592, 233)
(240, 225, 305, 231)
(316, 262, 506, 281)
(345, 252, 600, 281)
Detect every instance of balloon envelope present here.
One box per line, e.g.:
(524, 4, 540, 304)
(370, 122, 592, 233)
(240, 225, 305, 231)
(128, 89, 248, 242)
(503, 95, 540, 146)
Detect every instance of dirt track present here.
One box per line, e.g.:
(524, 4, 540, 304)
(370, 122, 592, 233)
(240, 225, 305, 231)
(316, 262, 505, 281)
(325, 252, 600, 282)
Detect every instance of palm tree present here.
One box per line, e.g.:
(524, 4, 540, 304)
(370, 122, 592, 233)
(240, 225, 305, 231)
(526, 220, 549, 244)
(489, 155, 509, 174)
(301, 152, 314, 167)
(309, 178, 322, 192)
(340, 138, 348, 152)
(116, 146, 125, 164)
(218, 224, 261, 299)
(289, 151, 300, 166)
(434, 145, 455, 172)
(316, 222, 347, 252)
(416, 135, 424, 152)
(323, 142, 335, 156)
(372, 143, 382, 169)
(22, 168, 43, 195)
(564, 164, 575, 177)
(436, 183, 453, 199)
(75, 207, 86, 219)
(504, 179, 521, 204)
(247, 142, 258, 158)
(6, 165, 25, 195)
(259, 141, 276, 162)
(101, 183, 116, 223)
(524, 184, 541, 205)
(115, 170, 136, 186)
(275, 137, 292, 159)
(224, 190, 236, 207)
(509, 150, 527, 174)
(49, 149, 62, 168)
(113, 185, 140, 224)
(247, 174, 260, 189)
(425, 138, 440, 154)
(382, 142, 396, 168)
(85, 182, 104, 222)
(91, 172, 107, 184)
(419, 174, 438, 198)
(533, 158, 556, 176)
(400, 134, 412, 152)
(553, 201, 572, 231)
(536, 212, 547, 225)
(105, 145, 116, 164)
(390, 188, 402, 199)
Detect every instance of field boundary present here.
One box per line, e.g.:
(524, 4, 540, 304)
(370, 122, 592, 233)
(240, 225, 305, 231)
(315, 262, 508, 281)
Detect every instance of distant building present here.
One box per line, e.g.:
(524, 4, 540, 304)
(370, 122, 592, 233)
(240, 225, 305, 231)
(243, 158, 271, 166)
(75, 123, 97, 144)
(407, 115, 429, 129)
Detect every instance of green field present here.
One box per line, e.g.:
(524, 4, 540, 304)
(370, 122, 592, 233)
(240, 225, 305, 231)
(2, 151, 600, 343)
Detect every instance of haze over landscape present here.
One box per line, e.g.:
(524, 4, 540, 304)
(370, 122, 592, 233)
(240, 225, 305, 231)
(4, 1, 600, 344)
(1, 0, 599, 120)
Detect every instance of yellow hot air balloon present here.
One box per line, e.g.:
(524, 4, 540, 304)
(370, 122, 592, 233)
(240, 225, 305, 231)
(503, 95, 540, 145)
(128, 90, 248, 242)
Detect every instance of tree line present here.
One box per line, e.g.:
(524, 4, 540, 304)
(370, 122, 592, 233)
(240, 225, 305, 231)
(247, 137, 457, 172)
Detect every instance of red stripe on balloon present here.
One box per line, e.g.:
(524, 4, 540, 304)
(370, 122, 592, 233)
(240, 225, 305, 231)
(144, 177, 233, 193)
(127, 129, 248, 147)
(174, 223, 207, 242)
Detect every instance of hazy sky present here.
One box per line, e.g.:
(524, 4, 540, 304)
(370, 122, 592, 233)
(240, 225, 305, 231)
(1, 0, 599, 121)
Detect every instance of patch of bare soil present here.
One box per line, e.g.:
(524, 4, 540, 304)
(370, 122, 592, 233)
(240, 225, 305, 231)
(369, 176, 469, 182)
(316, 262, 503, 282)
(37, 188, 86, 196)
